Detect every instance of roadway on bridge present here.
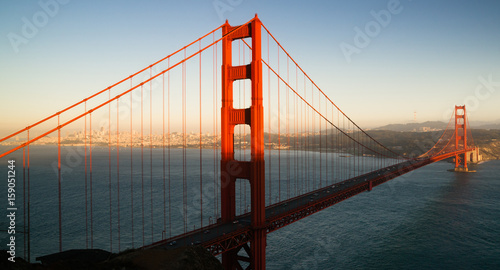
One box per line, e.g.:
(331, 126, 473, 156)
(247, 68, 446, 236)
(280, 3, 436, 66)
(147, 158, 429, 255)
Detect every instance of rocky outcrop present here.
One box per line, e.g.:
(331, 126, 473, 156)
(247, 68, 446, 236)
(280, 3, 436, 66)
(102, 246, 223, 270)
(2, 246, 223, 270)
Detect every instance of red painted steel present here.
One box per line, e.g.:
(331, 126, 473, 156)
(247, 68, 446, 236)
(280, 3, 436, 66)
(0, 14, 482, 268)
(221, 14, 266, 270)
(454, 105, 468, 171)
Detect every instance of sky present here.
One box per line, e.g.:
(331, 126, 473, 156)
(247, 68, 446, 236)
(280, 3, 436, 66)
(1, 0, 500, 136)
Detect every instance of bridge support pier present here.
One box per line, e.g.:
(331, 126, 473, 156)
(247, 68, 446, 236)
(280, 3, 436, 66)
(221, 15, 266, 270)
(469, 147, 482, 163)
(453, 147, 481, 173)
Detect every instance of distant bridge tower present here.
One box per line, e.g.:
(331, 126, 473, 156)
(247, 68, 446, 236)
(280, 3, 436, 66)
(221, 15, 266, 269)
(454, 105, 469, 172)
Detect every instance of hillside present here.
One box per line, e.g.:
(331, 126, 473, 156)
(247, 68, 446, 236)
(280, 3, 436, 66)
(374, 121, 500, 132)
(374, 121, 447, 132)
(366, 129, 500, 160)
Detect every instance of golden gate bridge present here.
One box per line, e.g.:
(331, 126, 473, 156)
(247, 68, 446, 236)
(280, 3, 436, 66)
(0, 15, 480, 269)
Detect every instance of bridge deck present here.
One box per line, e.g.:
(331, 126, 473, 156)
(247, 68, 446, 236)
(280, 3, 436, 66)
(145, 158, 433, 255)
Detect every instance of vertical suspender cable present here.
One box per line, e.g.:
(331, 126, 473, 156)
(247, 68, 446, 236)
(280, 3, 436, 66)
(182, 49, 187, 233)
(108, 91, 113, 252)
(215, 42, 219, 220)
(286, 56, 290, 199)
(267, 33, 271, 205)
(57, 114, 62, 252)
(27, 129, 31, 261)
(23, 146, 26, 259)
(342, 116, 345, 181)
(302, 74, 310, 192)
(332, 104, 334, 183)
(141, 84, 145, 246)
(199, 40, 203, 228)
(277, 47, 281, 203)
(319, 86, 322, 188)
(238, 40, 242, 214)
(346, 121, 356, 178)
(130, 78, 134, 248)
(168, 58, 172, 237)
(354, 125, 356, 176)
(89, 115, 93, 248)
(325, 99, 328, 185)
(84, 102, 88, 249)
(163, 72, 166, 237)
(311, 83, 315, 190)
(244, 42, 247, 212)
(301, 74, 304, 191)
(293, 65, 299, 196)
(150, 67, 154, 243)
(213, 34, 217, 219)
(360, 129, 362, 173)
(117, 98, 121, 251)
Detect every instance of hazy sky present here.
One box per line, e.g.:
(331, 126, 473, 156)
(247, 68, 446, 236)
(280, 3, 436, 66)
(1, 0, 499, 135)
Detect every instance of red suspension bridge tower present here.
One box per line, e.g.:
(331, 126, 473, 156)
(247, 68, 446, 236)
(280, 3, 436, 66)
(453, 105, 481, 172)
(454, 105, 468, 172)
(221, 15, 266, 269)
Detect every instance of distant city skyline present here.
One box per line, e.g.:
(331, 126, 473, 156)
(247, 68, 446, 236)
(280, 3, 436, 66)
(1, 0, 499, 137)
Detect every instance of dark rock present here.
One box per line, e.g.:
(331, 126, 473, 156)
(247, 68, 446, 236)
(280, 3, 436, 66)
(36, 249, 111, 266)
(102, 246, 223, 270)
(1, 250, 42, 270)
(4, 246, 223, 270)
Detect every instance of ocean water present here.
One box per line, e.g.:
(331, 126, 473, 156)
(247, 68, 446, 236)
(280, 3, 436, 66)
(1, 146, 499, 269)
(267, 160, 500, 270)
